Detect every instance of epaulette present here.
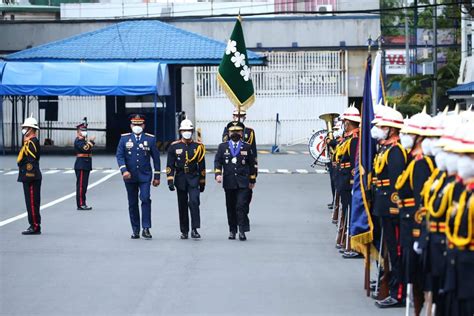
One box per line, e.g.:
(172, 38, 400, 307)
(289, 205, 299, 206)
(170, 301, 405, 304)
(121, 133, 131, 136)
(145, 133, 155, 137)
(171, 139, 182, 145)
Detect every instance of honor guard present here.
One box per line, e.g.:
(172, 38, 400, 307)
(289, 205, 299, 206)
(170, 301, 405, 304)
(74, 121, 96, 211)
(372, 107, 407, 308)
(221, 109, 257, 157)
(166, 119, 206, 240)
(334, 105, 360, 258)
(17, 115, 42, 235)
(116, 114, 161, 239)
(394, 108, 434, 315)
(443, 114, 474, 316)
(215, 121, 257, 241)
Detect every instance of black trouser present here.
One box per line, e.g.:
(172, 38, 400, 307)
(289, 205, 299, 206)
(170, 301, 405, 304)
(328, 163, 335, 203)
(382, 216, 403, 301)
(75, 169, 90, 207)
(225, 188, 250, 233)
(22, 180, 41, 228)
(177, 187, 201, 234)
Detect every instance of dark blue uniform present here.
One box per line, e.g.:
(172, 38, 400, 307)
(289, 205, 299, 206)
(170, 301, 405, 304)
(74, 137, 94, 208)
(214, 140, 257, 233)
(116, 132, 161, 234)
(166, 139, 206, 234)
(17, 136, 42, 230)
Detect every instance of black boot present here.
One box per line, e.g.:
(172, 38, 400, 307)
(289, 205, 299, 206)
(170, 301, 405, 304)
(142, 228, 152, 239)
(22, 225, 41, 235)
(180, 232, 188, 239)
(191, 229, 201, 239)
(131, 232, 140, 239)
(77, 205, 92, 211)
(228, 232, 236, 240)
(238, 232, 247, 241)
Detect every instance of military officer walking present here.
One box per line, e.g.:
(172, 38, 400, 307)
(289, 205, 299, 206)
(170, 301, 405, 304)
(215, 121, 257, 241)
(17, 115, 42, 235)
(74, 121, 96, 210)
(221, 109, 257, 156)
(166, 119, 206, 240)
(116, 114, 161, 239)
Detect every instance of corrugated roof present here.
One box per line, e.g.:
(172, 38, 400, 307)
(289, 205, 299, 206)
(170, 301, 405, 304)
(4, 20, 264, 65)
(447, 81, 474, 96)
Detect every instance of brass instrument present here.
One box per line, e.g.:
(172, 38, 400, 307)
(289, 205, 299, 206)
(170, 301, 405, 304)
(309, 112, 340, 167)
(319, 112, 340, 141)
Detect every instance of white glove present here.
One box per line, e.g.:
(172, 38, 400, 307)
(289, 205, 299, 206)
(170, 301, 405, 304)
(413, 241, 422, 255)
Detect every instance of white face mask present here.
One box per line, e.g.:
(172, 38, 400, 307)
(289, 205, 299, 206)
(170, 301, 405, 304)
(132, 126, 143, 135)
(333, 129, 342, 138)
(181, 131, 192, 140)
(80, 131, 88, 137)
(457, 156, 474, 180)
(370, 126, 380, 140)
(446, 153, 460, 174)
(421, 138, 432, 156)
(435, 151, 448, 171)
(431, 139, 442, 156)
(21, 128, 28, 136)
(400, 134, 415, 149)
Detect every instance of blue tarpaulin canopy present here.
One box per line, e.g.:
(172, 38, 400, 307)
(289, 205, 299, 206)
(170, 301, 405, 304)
(0, 62, 170, 96)
(447, 81, 474, 97)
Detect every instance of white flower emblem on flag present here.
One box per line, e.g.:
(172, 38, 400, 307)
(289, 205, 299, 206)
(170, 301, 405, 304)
(231, 52, 246, 68)
(240, 65, 251, 81)
(225, 40, 237, 55)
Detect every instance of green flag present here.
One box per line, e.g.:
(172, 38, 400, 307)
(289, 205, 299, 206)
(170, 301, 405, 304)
(217, 17, 255, 110)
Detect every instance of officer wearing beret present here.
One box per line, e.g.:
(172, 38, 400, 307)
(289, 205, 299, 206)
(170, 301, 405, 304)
(215, 121, 257, 241)
(74, 121, 96, 211)
(116, 114, 161, 239)
(17, 115, 42, 235)
(167, 119, 206, 240)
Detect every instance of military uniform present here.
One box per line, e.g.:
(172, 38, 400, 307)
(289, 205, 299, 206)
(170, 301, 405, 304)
(215, 130, 257, 236)
(74, 127, 95, 209)
(17, 135, 42, 232)
(166, 139, 206, 236)
(222, 125, 257, 158)
(116, 128, 160, 236)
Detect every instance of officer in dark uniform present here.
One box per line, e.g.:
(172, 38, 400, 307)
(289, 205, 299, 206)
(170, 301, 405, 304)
(167, 119, 206, 240)
(372, 107, 407, 308)
(17, 116, 42, 235)
(215, 121, 257, 241)
(74, 121, 96, 210)
(221, 109, 257, 156)
(116, 114, 161, 239)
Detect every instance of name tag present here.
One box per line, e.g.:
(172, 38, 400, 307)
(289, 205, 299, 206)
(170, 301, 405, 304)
(241, 151, 248, 156)
(176, 149, 183, 154)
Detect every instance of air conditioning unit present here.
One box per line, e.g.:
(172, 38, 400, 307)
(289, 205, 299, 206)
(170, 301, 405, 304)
(316, 4, 333, 13)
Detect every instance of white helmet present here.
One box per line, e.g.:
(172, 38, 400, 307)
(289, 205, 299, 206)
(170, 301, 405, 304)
(341, 105, 361, 123)
(372, 104, 390, 125)
(179, 119, 194, 131)
(400, 107, 432, 136)
(376, 107, 404, 129)
(22, 116, 40, 130)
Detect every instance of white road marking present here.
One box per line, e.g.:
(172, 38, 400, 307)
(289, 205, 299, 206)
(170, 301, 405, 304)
(287, 151, 297, 154)
(296, 169, 309, 174)
(276, 169, 291, 174)
(315, 169, 328, 174)
(258, 169, 270, 173)
(64, 170, 76, 174)
(4, 171, 18, 175)
(0, 170, 120, 228)
(206, 169, 212, 174)
(301, 151, 310, 155)
(44, 170, 61, 174)
(90, 170, 97, 174)
(102, 169, 118, 174)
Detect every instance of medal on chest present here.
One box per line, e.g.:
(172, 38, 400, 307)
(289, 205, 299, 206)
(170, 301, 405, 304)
(126, 139, 133, 150)
(228, 140, 242, 164)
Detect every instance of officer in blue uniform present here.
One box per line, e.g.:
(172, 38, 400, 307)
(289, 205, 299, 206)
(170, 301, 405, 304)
(74, 121, 96, 210)
(116, 114, 161, 239)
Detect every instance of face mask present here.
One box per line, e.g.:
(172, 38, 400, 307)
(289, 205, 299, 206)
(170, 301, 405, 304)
(370, 126, 380, 140)
(380, 127, 389, 140)
(333, 129, 342, 138)
(80, 131, 88, 137)
(132, 126, 143, 135)
(446, 153, 459, 174)
(400, 134, 415, 149)
(431, 139, 442, 156)
(435, 151, 447, 171)
(421, 138, 432, 156)
(181, 131, 192, 139)
(230, 133, 241, 142)
(21, 128, 28, 136)
(457, 156, 474, 180)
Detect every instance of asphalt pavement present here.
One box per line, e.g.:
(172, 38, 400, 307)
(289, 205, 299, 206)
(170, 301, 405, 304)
(0, 152, 401, 316)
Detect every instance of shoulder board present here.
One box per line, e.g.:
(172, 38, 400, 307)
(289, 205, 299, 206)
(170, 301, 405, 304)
(171, 140, 182, 145)
(121, 133, 131, 136)
(145, 133, 155, 137)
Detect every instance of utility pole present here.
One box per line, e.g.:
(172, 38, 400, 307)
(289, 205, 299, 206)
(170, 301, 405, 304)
(432, 0, 438, 115)
(404, 0, 410, 77)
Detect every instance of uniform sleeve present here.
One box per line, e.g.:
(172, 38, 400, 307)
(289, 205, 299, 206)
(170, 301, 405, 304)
(222, 127, 229, 142)
(214, 144, 224, 178)
(166, 144, 176, 185)
(412, 159, 433, 240)
(116, 137, 128, 174)
(248, 144, 257, 184)
(249, 129, 257, 158)
(150, 137, 161, 180)
(198, 143, 206, 186)
(387, 146, 406, 191)
(75, 138, 93, 153)
(26, 139, 40, 162)
(349, 137, 358, 170)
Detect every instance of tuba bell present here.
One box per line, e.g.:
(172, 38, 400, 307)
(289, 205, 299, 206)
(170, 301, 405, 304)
(319, 112, 340, 141)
